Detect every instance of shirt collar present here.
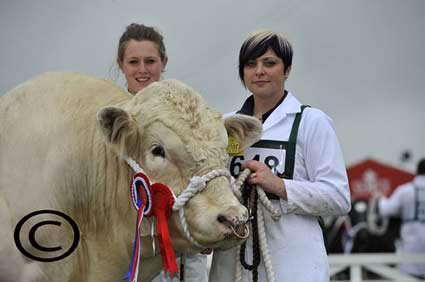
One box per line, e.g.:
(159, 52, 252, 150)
(237, 90, 288, 123)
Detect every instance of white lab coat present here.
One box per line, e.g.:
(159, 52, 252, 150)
(150, 253, 208, 282)
(210, 93, 351, 282)
(379, 175, 425, 277)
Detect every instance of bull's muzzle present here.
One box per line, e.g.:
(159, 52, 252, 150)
(230, 221, 250, 239)
(217, 214, 250, 239)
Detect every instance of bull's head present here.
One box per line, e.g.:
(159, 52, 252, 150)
(96, 79, 262, 252)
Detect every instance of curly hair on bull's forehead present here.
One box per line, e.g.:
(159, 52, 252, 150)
(131, 79, 224, 142)
(130, 80, 227, 163)
(161, 92, 223, 143)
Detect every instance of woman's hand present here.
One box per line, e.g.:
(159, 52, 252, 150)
(242, 160, 287, 200)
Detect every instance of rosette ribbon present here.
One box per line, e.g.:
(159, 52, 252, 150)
(123, 172, 152, 282)
(150, 182, 178, 276)
(124, 173, 178, 281)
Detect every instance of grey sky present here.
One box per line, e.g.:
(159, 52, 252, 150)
(1, 0, 424, 171)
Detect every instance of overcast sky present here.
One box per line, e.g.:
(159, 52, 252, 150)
(1, 0, 424, 172)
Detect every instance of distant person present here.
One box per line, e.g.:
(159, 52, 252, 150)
(209, 30, 351, 282)
(377, 158, 425, 279)
(116, 22, 208, 282)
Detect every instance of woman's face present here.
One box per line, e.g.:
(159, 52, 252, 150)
(119, 39, 167, 94)
(243, 49, 289, 99)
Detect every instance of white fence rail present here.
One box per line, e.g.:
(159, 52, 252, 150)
(329, 253, 425, 282)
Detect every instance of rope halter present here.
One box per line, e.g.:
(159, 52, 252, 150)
(172, 168, 237, 248)
(126, 158, 238, 249)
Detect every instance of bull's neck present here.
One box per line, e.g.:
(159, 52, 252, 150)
(98, 137, 134, 217)
(58, 124, 137, 277)
(72, 130, 135, 238)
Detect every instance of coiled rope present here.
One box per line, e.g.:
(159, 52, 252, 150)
(232, 168, 283, 282)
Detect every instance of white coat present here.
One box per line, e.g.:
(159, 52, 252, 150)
(379, 175, 425, 277)
(210, 92, 351, 282)
(150, 253, 208, 282)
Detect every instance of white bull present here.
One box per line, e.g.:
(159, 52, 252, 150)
(0, 72, 262, 281)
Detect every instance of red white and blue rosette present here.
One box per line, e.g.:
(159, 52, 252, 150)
(124, 172, 152, 282)
(130, 172, 152, 214)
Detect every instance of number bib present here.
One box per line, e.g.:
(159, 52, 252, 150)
(228, 140, 289, 179)
(228, 105, 309, 200)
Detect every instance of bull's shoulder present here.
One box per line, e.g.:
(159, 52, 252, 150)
(1, 72, 130, 112)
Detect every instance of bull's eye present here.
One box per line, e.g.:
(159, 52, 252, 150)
(151, 144, 165, 158)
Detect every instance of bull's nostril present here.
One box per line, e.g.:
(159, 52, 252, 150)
(217, 214, 227, 224)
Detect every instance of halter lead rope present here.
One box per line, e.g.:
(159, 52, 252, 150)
(232, 168, 283, 282)
(239, 187, 260, 281)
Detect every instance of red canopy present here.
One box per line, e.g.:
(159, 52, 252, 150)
(347, 158, 414, 201)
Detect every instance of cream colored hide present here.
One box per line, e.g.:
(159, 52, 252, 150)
(0, 72, 262, 282)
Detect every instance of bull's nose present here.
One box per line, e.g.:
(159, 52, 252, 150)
(217, 206, 250, 239)
(217, 205, 249, 226)
(217, 214, 226, 224)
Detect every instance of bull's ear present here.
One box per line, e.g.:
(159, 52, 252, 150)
(96, 107, 139, 157)
(224, 114, 262, 151)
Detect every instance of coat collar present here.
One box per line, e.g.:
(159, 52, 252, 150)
(262, 92, 302, 132)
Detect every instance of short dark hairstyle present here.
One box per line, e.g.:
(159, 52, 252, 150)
(238, 30, 293, 84)
(417, 158, 425, 175)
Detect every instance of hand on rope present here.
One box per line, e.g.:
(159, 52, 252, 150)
(234, 166, 283, 221)
(242, 160, 288, 200)
(233, 166, 284, 282)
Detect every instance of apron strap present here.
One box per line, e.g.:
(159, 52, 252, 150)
(265, 105, 309, 200)
(284, 105, 310, 180)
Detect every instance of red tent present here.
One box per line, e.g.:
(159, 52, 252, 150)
(347, 158, 414, 201)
